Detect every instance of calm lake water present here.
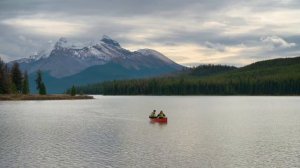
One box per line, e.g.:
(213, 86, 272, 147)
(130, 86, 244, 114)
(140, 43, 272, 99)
(0, 96, 300, 168)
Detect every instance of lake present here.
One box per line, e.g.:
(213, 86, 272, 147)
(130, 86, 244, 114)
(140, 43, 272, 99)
(0, 96, 299, 168)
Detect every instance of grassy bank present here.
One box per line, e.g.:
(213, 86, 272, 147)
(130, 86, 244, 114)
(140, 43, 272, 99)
(0, 94, 94, 101)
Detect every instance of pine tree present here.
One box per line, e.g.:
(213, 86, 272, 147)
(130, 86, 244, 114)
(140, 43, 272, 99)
(40, 82, 47, 95)
(35, 70, 43, 91)
(70, 85, 76, 96)
(36, 70, 47, 95)
(2, 65, 12, 94)
(11, 62, 23, 93)
(22, 71, 30, 95)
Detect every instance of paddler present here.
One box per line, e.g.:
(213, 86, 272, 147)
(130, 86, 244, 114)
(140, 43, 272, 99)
(149, 110, 157, 118)
(157, 110, 166, 118)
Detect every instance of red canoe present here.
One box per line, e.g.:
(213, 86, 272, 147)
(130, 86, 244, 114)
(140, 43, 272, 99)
(150, 117, 168, 123)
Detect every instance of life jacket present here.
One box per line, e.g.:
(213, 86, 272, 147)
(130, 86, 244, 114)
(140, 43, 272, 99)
(157, 113, 165, 118)
(149, 112, 156, 117)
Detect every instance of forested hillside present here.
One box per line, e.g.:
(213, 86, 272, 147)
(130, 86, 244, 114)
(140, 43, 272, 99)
(70, 57, 300, 95)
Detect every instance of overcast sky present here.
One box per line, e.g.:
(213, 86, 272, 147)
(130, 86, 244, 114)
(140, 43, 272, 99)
(0, 0, 300, 66)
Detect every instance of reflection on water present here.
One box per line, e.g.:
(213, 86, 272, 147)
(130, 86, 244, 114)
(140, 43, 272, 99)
(0, 96, 300, 168)
(149, 120, 168, 126)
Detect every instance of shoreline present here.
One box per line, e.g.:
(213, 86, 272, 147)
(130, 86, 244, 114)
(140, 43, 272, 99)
(94, 94, 300, 96)
(0, 94, 94, 101)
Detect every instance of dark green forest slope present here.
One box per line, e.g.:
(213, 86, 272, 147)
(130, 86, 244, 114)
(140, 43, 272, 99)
(70, 57, 300, 95)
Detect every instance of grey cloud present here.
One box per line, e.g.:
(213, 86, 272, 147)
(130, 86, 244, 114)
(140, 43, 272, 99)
(0, 0, 211, 17)
(261, 36, 296, 49)
(0, 0, 300, 64)
(204, 42, 226, 52)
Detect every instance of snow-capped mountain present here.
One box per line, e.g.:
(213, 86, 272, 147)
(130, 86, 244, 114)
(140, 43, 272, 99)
(10, 35, 183, 93)
(13, 35, 182, 78)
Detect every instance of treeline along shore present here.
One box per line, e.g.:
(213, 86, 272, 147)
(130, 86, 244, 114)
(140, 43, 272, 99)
(0, 94, 93, 101)
(0, 58, 93, 100)
(72, 57, 300, 95)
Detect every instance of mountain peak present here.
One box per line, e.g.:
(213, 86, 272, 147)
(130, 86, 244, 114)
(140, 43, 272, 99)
(58, 37, 68, 42)
(55, 37, 69, 49)
(101, 35, 121, 47)
(102, 35, 112, 40)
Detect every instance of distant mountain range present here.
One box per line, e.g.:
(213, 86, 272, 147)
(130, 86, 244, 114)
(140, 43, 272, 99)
(10, 36, 183, 93)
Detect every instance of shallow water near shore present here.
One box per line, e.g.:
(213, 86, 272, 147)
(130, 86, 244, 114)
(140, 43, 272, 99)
(0, 96, 300, 168)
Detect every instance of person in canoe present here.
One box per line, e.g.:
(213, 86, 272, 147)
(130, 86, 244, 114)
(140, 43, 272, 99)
(149, 110, 157, 118)
(157, 110, 166, 118)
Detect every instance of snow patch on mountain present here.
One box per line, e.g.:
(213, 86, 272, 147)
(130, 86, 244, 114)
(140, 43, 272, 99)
(54, 37, 88, 50)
